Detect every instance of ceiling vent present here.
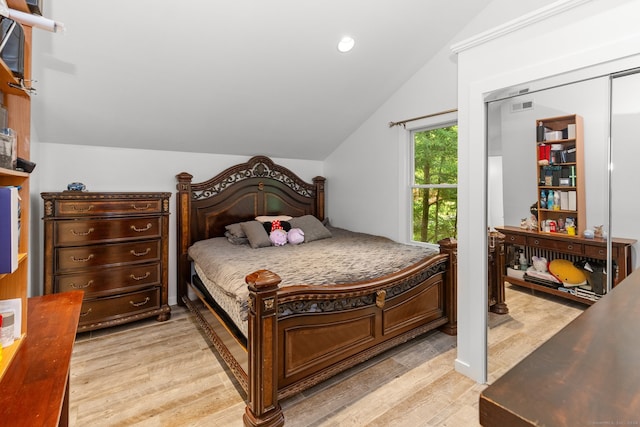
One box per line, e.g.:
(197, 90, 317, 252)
(511, 100, 533, 113)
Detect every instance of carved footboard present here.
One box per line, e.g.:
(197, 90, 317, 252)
(243, 239, 458, 427)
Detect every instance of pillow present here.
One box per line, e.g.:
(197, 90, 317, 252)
(225, 222, 246, 238)
(288, 215, 332, 243)
(224, 231, 249, 245)
(255, 215, 293, 223)
(240, 221, 272, 248)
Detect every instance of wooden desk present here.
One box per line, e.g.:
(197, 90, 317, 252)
(479, 268, 640, 426)
(0, 291, 83, 426)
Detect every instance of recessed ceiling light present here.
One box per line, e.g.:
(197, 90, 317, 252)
(337, 36, 355, 53)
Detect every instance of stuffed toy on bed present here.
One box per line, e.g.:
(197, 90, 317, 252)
(263, 220, 305, 246)
(287, 228, 305, 245)
(269, 228, 288, 246)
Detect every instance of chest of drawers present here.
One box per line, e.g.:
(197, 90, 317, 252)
(42, 192, 171, 332)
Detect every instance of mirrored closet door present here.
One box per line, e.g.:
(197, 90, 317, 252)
(485, 67, 640, 370)
(610, 70, 640, 278)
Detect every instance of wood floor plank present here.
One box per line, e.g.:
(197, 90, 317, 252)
(69, 285, 584, 426)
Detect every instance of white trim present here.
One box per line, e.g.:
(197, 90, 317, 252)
(397, 127, 411, 243)
(451, 0, 593, 54)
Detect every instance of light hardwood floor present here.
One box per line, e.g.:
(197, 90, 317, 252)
(69, 285, 585, 426)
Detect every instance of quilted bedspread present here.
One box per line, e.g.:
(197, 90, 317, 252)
(188, 226, 438, 307)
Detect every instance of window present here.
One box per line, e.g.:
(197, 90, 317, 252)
(411, 124, 458, 245)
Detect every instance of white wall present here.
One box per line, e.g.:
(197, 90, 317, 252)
(456, 0, 640, 383)
(29, 142, 323, 303)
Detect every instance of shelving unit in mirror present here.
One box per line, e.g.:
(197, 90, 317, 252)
(535, 114, 585, 236)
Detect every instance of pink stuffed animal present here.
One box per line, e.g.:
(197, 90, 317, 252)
(287, 228, 305, 245)
(269, 229, 288, 246)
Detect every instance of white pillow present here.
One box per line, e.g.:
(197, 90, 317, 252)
(255, 215, 293, 223)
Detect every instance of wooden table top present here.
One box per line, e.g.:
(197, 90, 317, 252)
(0, 291, 82, 426)
(479, 268, 640, 426)
(497, 225, 637, 246)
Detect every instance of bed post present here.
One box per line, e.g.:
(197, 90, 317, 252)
(438, 237, 458, 335)
(313, 176, 325, 221)
(244, 270, 285, 427)
(176, 172, 193, 307)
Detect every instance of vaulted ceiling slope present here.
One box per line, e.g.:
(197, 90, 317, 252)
(31, 0, 493, 161)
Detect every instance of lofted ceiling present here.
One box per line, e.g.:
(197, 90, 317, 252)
(30, 0, 494, 161)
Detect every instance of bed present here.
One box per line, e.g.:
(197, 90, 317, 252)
(176, 155, 458, 427)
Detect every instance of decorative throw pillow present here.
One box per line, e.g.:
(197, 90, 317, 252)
(225, 222, 246, 238)
(224, 231, 249, 245)
(288, 215, 332, 242)
(240, 221, 272, 248)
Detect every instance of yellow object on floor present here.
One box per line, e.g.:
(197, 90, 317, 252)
(549, 259, 587, 286)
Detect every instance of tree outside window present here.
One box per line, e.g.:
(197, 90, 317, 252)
(412, 124, 458, 244)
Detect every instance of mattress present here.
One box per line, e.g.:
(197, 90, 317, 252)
(188, 226, 438, 337)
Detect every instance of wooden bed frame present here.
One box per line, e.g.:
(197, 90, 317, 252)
(176, 155, 458, 427)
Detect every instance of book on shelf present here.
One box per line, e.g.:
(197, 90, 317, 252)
(568, 191, 577, 211)
(560, 191, 569, 210)
(0, 186, 20, 274)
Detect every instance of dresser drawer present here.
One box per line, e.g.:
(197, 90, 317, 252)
(56, 240, 160, 272)
(55, 217, 161, 246)
(78, 288, 161, 325)
(527, 236, 583, 255)
(55, 262, 161, 297)
(584, 245, 617, 259)
(503, 233, 526, 245)
(55, 198, 164, 217)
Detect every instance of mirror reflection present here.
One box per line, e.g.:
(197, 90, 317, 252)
(611, 70, 640, 275)
(486, 74, 637, 309)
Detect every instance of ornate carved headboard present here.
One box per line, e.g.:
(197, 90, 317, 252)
(175, 155, 326, 300)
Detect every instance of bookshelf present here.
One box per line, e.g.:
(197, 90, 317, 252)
(0, 0, 33, 380)
(535, 114, 585, 235)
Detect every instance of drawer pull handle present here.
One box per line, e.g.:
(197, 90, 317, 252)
(71, 204, 94, 212)
(567, 245, 573, 250)
(130, 297, 150, 307)
(130, 248, 151, 257)
(509, 236, 516, 241)
(79, 308, 92, 317)
(130, 272, 151, 281)
(71, 279, 94, 289)
(533, 239, 540, 245)
(131, 203, 151, 210)
(71, 227, 95, 236)
(71, 254, 94, 263)
(131, 223, 152, 232)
